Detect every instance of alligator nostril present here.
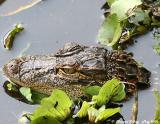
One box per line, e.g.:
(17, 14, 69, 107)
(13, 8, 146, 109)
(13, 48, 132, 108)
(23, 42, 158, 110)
(7, 61, 19, 74)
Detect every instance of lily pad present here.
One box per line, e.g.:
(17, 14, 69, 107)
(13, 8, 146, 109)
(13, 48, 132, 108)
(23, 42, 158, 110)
(83, 86, 101, 97)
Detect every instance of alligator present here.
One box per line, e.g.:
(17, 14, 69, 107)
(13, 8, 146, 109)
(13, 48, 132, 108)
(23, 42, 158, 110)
(3, 42, 151, 96)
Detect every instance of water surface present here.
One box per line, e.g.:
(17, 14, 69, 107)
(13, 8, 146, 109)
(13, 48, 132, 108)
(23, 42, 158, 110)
(0, 0, 159, 124)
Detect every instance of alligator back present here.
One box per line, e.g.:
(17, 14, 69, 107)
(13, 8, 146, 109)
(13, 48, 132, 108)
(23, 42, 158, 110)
(105, 50, 151, 95)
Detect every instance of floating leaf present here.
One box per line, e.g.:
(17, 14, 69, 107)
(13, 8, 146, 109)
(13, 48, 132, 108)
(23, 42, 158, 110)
(31, 89, 73, 122)
(88, 107, 100, 122)
(30, 116, 61, 124)
(111, 84, 126, 102)
(99, 0, 143, 48)
(3, 24, 24, 50)
(111, 0, 142, 20)
(73, 101, 90, 118)
(153, 28, 160, 40)
(107, 0, 118, 6)
(99, 0, 160, 50)
(16, 79, 124, 123)
(19, 87, 33, 103)
(98, 14, 122, 46)
(18, 116, 30, 124)
(65, 117, 75, 124)
(87, 105, 120, 123)
(83, 86, 101, 97)
(4, 81, 48, 104)
(129, 8, 151, 26)
(31, 91, 48, 104)
(3, 81, 31, 103)
(19, 87, 48, 104)
(92, 78, 126, 106)
(95, 107, 121, 123)
(6, 81, 18, 92)
(153, 44, 160, 55)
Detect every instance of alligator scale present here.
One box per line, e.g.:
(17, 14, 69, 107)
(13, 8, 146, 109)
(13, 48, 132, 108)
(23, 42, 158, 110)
(3, 42, 151, 96)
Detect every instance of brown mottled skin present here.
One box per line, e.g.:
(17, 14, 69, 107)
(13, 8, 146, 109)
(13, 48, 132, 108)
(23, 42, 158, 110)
(3, 42, 151, 96)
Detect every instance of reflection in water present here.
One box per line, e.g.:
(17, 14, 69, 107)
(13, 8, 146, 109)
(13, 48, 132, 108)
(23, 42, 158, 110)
(0, 0, 6, 5)
(3, 81, 29, 103)
(19, 42, 31, 57)
(3, 81, 48, 104)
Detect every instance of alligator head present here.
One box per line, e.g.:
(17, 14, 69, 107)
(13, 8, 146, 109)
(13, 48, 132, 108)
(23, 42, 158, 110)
(3, 42, 151, 96)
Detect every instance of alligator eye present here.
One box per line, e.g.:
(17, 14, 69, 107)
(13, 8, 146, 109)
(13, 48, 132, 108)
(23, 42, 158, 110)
(62, 68, 76, 74)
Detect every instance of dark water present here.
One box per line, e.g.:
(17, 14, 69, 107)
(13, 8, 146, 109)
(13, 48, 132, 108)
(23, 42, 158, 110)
(0, 0, 159, 124)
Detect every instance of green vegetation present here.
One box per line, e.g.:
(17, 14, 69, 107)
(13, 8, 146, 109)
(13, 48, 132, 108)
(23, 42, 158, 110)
(152, 90, 160, 124)
(98, 0, 160, 49)
(14, 78, 126, 124)
(3, 24, 24, 50)
(153, 44, 160, 55)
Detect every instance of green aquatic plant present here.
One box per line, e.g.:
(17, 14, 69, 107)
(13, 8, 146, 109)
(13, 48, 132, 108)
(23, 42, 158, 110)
(152, 90, 160, 124)
(92, 78, 126, 106)
(3, 24, 24, 50)
(153, 44, 160, 55)
(17, 78, 126, 124)
(98, 0, 160, 49)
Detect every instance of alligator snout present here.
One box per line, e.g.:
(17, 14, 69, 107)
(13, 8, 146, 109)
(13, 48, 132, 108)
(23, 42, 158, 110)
(3, 59, 20, 80)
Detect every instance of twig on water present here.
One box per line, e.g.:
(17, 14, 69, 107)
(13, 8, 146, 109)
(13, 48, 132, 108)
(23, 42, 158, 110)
(0, 0, 43, 16)
(131, 88, 138, 124)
